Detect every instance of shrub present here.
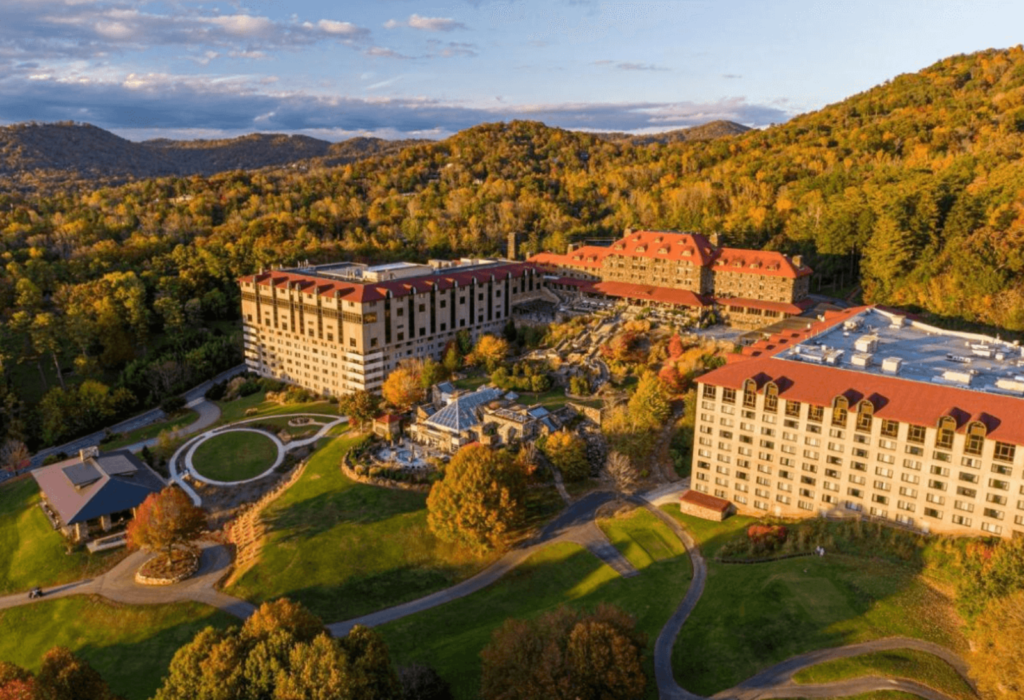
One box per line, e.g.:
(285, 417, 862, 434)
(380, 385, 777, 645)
(160, 395, 187, 413)
(747, 524, 788, 552)
(204, 380, 227, 401)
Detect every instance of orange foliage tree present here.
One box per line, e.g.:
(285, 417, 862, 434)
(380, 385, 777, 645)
(126, 486, 207, 566)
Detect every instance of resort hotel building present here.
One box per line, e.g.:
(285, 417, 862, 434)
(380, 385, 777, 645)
(529, 229, 814, 329)
(238, 258, 552, 395)
(693, 306, 1024, 539)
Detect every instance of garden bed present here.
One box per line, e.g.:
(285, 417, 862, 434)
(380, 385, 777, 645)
(136, 546, 200, 585)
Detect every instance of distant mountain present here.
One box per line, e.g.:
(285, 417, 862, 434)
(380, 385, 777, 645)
(0, 119, 748, 192)
(596, 120, 751, 145)
(0, 122, 425, 190)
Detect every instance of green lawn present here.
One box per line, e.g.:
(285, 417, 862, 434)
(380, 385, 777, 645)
(216, 390, 340, 425)
(191, 430, 279, 481)
(671, 554, 966, 695)
(102, 410, 199, 450)
(0, 596, 235, 700)
(380, 540, 693, 700)
(793, 649, 976, 700)
(227, 433, 498, 621)
(0, 479, 121, 595)
(660, 505, 756, 558)
(452, 373, 490, 391)
(598, 507, 688, 571)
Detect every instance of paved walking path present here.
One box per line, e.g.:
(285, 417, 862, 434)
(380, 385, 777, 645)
(327, 490, 634, 636)
(0, 542, 255, 620)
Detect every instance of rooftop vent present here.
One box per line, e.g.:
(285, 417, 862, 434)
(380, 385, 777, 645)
(851, 352, 873, 368)
(881, 357, 903, 375)
(995, 378, 1024, 394)
(854, 335, 878, 353)
(942, 369, 973, 385)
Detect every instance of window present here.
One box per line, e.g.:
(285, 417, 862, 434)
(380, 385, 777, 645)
(370, 338, 378, 348)
(831, 396, 848, 426)
(722, 388, 736, 404)
(808, 405, 824, 422)
(349, 338, 356, 347)
(907, 424, 926, 444)
(786, 400, 801, 417)
(743, 379, 757, 409)
(880, 420, 899, 438)
(994, 442, 1016, 463)
(936, 417, 955, 449)
(703, 384, 717, 399)
(924, 507, 942, 519)
(964, 422, 985, 456)
(856, 401, 873, 433)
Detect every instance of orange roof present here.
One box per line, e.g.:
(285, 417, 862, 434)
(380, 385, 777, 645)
(374, 414, 402, 424)
(680, 489, 731, 513)
(606, 230, 717, 266)
(530, 246, 612, 270)
(712, 247, 812, 279)
(698, 354, 1024, 446)
(239, 262, 540, 304)
(590, 281, 707, 308)
(713, 296, 815, 315)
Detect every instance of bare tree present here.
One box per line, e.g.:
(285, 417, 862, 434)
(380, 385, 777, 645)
(0, 439, 30, 473)
(606, 450, 640, 493)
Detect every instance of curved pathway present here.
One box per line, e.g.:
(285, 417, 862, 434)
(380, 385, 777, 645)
(170, 413, 347, 504)
(0, 542, 255, 620)
(328, 491, 634, 636)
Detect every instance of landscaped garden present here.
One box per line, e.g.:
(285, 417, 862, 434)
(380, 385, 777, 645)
(190, 430, 279, 481)
(0, 479, 121, 595)
(380, 539, 693, 700)
(227, 432, 501, 621)
(0, 596, 234, 700)
(662, 505, 969, 697)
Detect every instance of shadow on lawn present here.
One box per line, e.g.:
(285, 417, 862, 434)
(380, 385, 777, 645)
(670, 513, 966, 697)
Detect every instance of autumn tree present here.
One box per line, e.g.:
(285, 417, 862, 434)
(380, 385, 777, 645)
(480, 604, 647, 700)
(156, 599, 400, 700)
(667, 334, 684, 359)
(442, 344, 463, 375)
(628, 372, 672, 431)
(970, 590, 1024, 698)
(398, 664, 453, 700)
(472, 335, 510, 373)
(35, 647, 115, 700)
(605, 451, 640, 493)
(381, 360, 425, 411)
(0, 662, 33, 700)
(420, 356, 447, 390)
(540, 431, 590, 482)
(337, 390, 382, 430)
(426, 444, 527, 552)
(126, 487, 207, 566)
(0, 439, 29, 473)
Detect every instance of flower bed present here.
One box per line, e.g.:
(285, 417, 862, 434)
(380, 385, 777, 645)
(135, 545, 201, 585)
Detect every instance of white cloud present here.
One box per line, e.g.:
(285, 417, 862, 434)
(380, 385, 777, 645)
(206, 14, 275, 38)
(386, 14, 467, 32)
(316, 19, 364, 36)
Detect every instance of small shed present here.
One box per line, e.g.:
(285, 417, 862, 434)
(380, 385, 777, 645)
(372, 414, 403, 441)
(678, 489, 733, 522)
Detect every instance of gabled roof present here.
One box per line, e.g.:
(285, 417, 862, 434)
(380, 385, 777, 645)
(680, 489, 731, 513)
(712, 247, 812, 279)
(424, 387, 505, 433)
(32, 450, 165, 525)
(606, 230, 717, 266)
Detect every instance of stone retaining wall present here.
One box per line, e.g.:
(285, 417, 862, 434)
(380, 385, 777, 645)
(341, 450, 431, 493)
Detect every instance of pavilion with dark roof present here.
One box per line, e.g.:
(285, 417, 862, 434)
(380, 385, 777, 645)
(31, 447, 165, 543)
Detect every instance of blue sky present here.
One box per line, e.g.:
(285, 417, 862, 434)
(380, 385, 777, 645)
(2, 0, 1023, 141)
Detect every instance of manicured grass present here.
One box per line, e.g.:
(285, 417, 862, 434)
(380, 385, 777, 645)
(191, 430, 279, 482)
(0, 479, 120, 595)
(660, 505, 757, 558)
(227, 433, 497, 622)
(381, 540, 693, 700)
(216, 390, 339, 424)
(671, 554, 967, 695)
(101, 410, 199, 450)
(0, 596, 235, 700)
(793, 649, 976, 700)
(598, 507, 688, 571)
(452, 373, 490, 391)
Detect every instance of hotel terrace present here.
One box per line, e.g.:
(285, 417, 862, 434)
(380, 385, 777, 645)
(238, 259, 552, 396)
(693, 306, 1024, 539)
(529, 229, 814, 329)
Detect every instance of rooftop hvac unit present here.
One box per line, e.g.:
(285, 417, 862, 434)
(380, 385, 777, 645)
(854, 335, 878, 353)
(996, 378, 1024, 394)
(843, 319, 862, 331)
(851, 353, 873, 368)
(881, 357, 902, 375)
(942, 369, 973, 385)
(889, 315, 906, 328)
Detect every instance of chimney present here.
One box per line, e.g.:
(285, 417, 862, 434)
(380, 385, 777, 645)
(567, 243, 578, 254)
(709, 232, 721, 248)
(507, 231, 518, 261)
(792, 254, 803, 268)
(624, 227, 633, 236)
(79, 446, 99, 462)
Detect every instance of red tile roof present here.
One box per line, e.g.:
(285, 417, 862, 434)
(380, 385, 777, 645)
(698, 354, 1024, 446)
(239, 262, 539, 303)
(374, 414, 402, 424)
(713, 296, 815, 315)
(607, 230, 717, 266)
(712, 248, 812, 279)
(590, 281, 707, 308)
(680, 489, 732, 513)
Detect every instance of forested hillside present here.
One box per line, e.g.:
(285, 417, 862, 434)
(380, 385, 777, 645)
(3, 47, 1024, 453)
